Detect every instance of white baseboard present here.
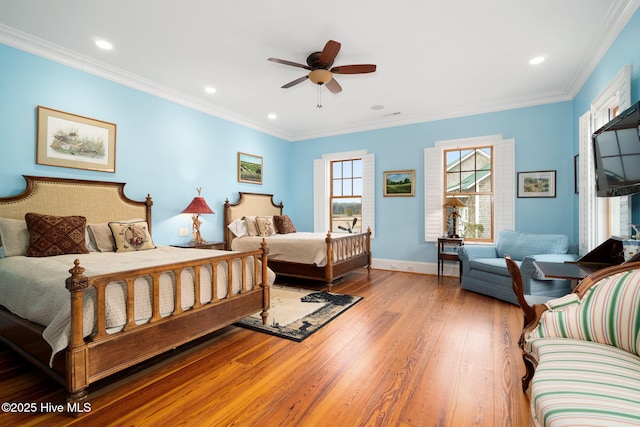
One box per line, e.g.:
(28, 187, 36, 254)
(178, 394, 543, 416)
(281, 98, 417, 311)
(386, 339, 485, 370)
(371, 257, 460, 277)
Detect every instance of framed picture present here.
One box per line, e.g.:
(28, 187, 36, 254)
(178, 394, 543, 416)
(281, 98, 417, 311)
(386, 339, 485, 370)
(36, 106, 116, 172)
(383, 169, 415, 197)
(517, 170, 556, 198)
(238, 152, 263, 184)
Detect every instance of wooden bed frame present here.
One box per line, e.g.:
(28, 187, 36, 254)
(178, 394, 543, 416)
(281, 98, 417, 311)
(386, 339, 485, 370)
(0, 176, 270, 414)
(224, 192, 371, 289)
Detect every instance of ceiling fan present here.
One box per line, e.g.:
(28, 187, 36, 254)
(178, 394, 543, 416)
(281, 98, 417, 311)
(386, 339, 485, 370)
(268, 40, 377, 95)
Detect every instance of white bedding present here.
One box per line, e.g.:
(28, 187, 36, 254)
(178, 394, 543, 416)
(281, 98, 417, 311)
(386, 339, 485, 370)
(0, 246, 275, 361)
(230, 232, 364, 267)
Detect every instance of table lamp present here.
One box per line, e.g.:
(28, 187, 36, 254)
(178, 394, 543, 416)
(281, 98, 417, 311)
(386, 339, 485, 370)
(443, 197, 466, 238)
(182, 188, 215, 245)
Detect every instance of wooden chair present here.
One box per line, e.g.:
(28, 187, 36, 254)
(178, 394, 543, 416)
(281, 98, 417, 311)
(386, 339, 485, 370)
(505, 253, 544, 391)
(505, 254, 536, 329)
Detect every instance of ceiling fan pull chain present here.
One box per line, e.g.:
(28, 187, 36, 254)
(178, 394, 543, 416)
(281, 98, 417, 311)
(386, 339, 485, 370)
(316, 85, 323, 108)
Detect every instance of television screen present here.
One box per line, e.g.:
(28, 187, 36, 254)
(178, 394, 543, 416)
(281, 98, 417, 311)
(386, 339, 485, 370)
(593, 101, 640, 197)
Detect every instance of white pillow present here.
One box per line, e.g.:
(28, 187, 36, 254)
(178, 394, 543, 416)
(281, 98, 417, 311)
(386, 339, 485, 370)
(227, 218, 248, 238)
(0, 217, 29, 257)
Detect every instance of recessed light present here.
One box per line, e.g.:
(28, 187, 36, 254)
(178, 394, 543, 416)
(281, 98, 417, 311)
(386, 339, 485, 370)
(267, 113, 277, 120)
(529, 56, 545, 65)
(204, 86, 216, 94)
(94, 39, 113, 50)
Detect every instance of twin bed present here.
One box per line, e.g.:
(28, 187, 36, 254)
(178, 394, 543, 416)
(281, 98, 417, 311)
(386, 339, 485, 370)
(224, 192, 371, 289)
(0, 178, 371, 413)
(0, 176, 273, 412)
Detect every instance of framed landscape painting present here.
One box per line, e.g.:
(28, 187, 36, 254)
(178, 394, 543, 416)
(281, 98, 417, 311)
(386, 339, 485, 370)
(36, 106, 116, 172)
(383, 169, 415, 197)
(517, 170, 556, 198)
(238, 152, 263, 184)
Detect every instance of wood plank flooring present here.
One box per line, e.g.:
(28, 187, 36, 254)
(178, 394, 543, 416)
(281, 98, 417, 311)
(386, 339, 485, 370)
(0, 269, 530, 426)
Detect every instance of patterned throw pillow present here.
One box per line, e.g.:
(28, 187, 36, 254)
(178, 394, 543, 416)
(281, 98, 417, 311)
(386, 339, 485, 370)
(108, 221, 156, 252)
(273, 215, 297, 234)
(256, 216, 275, 236)
(25, 213, 89, 257)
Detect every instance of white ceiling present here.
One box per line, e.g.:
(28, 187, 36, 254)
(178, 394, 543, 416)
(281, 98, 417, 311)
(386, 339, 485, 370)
(0, 0, 638, 141)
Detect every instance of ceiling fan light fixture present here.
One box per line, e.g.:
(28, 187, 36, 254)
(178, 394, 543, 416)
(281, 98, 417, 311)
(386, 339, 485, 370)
(309, 69, 333, 85)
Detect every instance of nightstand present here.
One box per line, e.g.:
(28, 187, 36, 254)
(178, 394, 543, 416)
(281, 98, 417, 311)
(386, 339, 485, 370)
(437, 237, 464, 282)
(171, 241, 226, 250)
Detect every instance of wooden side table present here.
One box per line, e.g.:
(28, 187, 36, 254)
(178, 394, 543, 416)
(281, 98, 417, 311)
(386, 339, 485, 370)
(438, 237, 464, 281)
(171, 241, 226, 250)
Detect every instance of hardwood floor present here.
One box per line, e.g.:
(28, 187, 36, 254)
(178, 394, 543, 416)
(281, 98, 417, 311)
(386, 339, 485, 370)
(0, 269, 530, 426)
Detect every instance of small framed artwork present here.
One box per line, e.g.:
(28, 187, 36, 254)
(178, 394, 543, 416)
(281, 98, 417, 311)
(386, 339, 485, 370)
(238, 152, 263, 184)
(517, 170, 556, 198)
(36, 106, 116, 172)
(383, 169, 415, 197)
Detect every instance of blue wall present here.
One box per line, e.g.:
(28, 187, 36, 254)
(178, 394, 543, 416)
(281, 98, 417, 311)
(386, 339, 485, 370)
(0, 44, 292, 245)
(1, 7, 639, 265)
(290, 102, 575, 262)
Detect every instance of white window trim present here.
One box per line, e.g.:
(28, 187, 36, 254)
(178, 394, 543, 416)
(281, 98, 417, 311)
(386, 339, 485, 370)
(314, 150, 375, 237)
(580, 64, 631, 254)
(425, 134, 514, 242)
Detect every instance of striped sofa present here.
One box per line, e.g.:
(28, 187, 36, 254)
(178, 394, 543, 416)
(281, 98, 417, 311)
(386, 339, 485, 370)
(522, 262, 640, 427)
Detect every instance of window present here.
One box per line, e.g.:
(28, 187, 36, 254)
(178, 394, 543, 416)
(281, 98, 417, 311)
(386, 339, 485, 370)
(444, 147, 493, 241)
(424, 134, 513, 243)
(314, 151, 375, 236)
(331, 159, 363, 232)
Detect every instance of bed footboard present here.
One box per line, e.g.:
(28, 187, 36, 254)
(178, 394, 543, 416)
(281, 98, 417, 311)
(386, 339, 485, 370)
(64, 244, 269, 410)
(325, 228, 371, 288)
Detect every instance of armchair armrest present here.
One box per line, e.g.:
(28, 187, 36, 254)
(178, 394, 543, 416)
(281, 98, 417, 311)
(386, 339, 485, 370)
(457, 245, 498, 261)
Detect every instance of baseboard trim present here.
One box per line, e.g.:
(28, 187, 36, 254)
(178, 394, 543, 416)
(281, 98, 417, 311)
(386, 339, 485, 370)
(371, 258, 460, 277)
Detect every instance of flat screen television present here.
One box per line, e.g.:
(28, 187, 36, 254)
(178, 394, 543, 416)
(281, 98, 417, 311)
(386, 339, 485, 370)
(593, 101, 640, 197)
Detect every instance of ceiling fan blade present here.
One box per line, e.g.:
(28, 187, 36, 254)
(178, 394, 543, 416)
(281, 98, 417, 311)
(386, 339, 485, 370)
(325, 78, 342, 94)
(281, 75, 309, 88)
(268, 58, 312, 70)
(319, 40, 341, 68)
(331, 64, 377, 74)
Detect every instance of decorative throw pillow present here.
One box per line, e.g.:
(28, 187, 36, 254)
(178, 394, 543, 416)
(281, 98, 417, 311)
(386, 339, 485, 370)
(25, 213, 89, 257)
(227, 218, 248, 238)
(108, 221, 156, 252)
(243, 216, 260, 236)
(88, 223, 117, 252)
(256, 216, 276, 236)
(0, 217, 30, 257)
(273, 215, 297, 234)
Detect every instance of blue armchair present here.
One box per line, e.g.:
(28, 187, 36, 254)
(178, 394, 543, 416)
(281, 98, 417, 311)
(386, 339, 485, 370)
(457, 230, 578, 305)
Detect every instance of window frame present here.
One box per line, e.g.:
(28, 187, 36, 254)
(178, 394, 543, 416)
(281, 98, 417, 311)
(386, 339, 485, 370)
(443, 145, 494, 242)
(330, 158, 363, 233)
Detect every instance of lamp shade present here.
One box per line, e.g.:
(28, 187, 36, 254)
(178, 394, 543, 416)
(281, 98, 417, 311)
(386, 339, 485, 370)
(443, 197, 467, 208)
(182, 197, 214, 214)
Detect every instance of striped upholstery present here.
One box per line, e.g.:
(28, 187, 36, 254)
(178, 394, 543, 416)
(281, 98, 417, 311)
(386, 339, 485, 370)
(523, 268, 640, 426)
(528, 338, 640, 427)
(526, 269, 640, 357)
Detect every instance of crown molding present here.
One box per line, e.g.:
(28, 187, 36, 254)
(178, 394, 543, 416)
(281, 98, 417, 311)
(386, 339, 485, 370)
(0, 24, 292, 141)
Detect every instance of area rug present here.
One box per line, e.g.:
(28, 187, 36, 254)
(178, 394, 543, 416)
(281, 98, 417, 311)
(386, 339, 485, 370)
(235, 285, 362, 341)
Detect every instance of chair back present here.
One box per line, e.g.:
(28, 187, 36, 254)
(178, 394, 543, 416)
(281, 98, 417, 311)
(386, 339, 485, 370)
(505, 254, 535, 328)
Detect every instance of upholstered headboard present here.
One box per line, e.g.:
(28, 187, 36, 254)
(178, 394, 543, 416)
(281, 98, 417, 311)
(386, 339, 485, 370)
(0, 176, 152, 230)
(223, 192, 283, 249)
